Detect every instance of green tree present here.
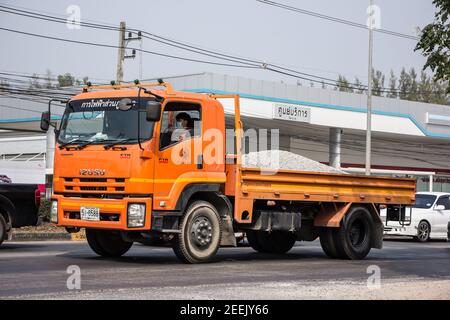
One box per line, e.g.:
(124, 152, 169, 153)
(398, 68, 411, 100)
(386, 70, 398, 99)
(335, 75, 353, 93)
(407, 68, 419, 101)
(415, 0, 450, 92)
(57, 73, 75, 87)
(418, 71, 432, 103)
(29, 73, 41, 89)
(43, 69, 54, 89)
(353, 77, 365, 94)
(0, 79, 9, 92)
(372, 69, 385, 96)
(430, 80, 449, 104)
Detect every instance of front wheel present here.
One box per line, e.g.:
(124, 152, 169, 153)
(415, 221, 430, 242)
(86, 229, 133, 257)
(172, 201, 222, 264)
(0, 214, 6, 246)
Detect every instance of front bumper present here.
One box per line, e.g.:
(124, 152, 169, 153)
(52, 194, 152, 231)
(383, 225, 416, 237)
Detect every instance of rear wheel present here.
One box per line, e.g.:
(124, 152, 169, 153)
(319, 227, 341, 258)
(333, 206, 373, 260)
(246, 230, 265, 252)
(415, 221, 430, 242)
(86, 229, 133, 257)
(247, 230, 296, 254)
(0, 214, 6, 246)
(172, 201, 221, 264)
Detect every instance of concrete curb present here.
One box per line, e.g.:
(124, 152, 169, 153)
(11, 232, 71, 241)
(11, 229, 86, 241)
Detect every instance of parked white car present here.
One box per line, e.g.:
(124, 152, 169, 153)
(380, 192, 450, 242)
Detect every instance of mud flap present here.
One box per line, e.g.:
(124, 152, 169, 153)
(6, 221, 12, 241)
(371, 219, 384, 249)
(220, 214, 236, 247)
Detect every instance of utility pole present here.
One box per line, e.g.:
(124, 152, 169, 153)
(116, 21, 126, 84)
(116, 21, 141, 84)
(365, 0, 374, 176)
(329, 128, 342, 169)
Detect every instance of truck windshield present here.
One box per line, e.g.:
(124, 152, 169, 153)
(413, 194, 437, 209)
(58, 97, 155, 145)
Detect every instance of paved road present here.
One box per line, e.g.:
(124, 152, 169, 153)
(0, 239, 449, 299)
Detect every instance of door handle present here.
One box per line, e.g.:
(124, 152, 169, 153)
(197, 154, 203, 169)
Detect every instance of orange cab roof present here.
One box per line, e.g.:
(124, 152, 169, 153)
(70, 82, 213, 103)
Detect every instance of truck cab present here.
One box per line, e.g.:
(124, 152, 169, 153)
(45, 83, 233, 262)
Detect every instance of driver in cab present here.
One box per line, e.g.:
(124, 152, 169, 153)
(171, 112, 193, 142)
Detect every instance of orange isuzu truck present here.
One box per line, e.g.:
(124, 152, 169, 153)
(40, 81, 416, 263)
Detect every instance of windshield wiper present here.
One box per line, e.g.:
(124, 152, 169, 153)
(59, 138, 87, 149)
(76, 139, 105, 150)
(103, 138, 136, 150)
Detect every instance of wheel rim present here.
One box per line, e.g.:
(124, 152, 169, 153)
(418, 223, 429, 241)
(348, 220, 366, 247)
(189, 215, 213, 250)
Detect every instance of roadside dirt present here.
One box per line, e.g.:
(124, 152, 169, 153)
(13, 223, 66, 234)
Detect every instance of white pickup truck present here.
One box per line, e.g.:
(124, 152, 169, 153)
(381, 192, 450, 242)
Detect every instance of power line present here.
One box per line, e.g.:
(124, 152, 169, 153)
(0, 6, 369, 89)
(0, 82, 74, 97)
(0, 5, 262, 66)
(0, 4, 441, 96)
(0, 26, 260, 70)
(0, 93, 53, 105)
(0, 69, 110, 83)
(256, 0, 420, 41)
(0, 5, 403, 91)
(0, 26, 432, 96)
(0, 76, 79, 94)
(0, 103, 63, 115)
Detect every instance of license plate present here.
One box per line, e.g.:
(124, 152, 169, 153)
(80, 206, 100, 221)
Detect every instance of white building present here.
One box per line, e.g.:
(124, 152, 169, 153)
(1, 72, 450, 192)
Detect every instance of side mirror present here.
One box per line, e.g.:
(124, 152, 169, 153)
(146, 101, 162, 121)
(40, 111, 50, 132)
(435, 204, 445, 211)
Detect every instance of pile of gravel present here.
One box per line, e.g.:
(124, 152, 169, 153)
(242, 150, 346, 174)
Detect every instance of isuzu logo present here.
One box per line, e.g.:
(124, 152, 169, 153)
(79, 169, 106, 176)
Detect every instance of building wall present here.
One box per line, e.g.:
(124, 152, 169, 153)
(0, 136, 46, 184)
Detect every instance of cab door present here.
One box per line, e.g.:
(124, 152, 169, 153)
(434, 195, 450, 235)
(153, 101, 203, 211)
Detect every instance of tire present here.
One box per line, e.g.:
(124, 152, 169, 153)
(319, 227, 341, 259)
(333, 206, 373, 260)
(86, 229, 133, 258)
(172, 201, 222, 264)
(247, 230, 296, 254)
(246, 230, 265, 252)
(415, 221, 430, 242)
(0, 214, 6, 246)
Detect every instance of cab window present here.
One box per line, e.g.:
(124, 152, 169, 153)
(435, 196, 450, 210)
(159, 102, 201, 150)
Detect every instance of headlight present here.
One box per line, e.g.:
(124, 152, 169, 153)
(127, 203, 146, 228)
(50, 200, 58, 223)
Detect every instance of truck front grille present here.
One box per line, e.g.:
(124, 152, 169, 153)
(63, 177, 126, 194)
